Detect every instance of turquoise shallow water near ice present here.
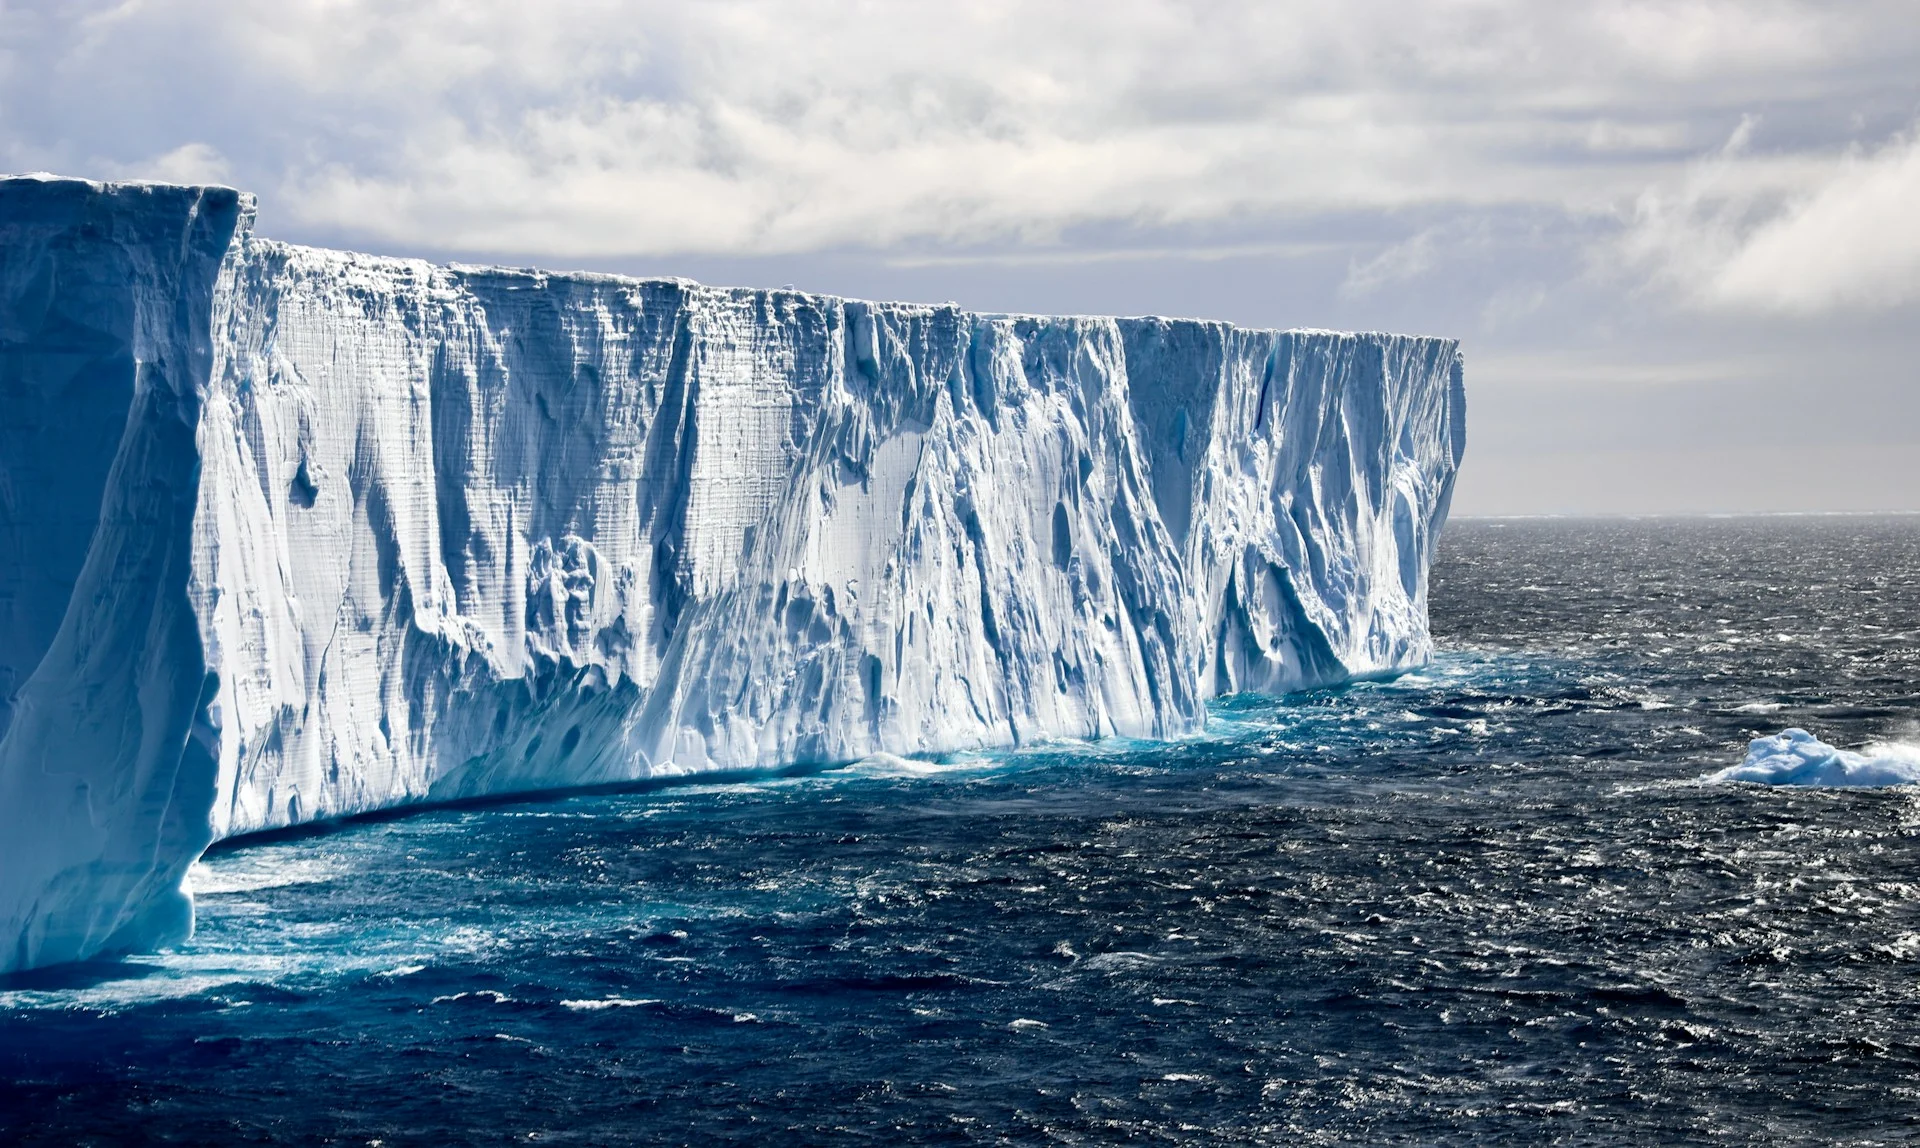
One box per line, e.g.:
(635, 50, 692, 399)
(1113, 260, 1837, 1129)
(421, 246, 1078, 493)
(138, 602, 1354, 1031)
(4, 517, 1920, 1144)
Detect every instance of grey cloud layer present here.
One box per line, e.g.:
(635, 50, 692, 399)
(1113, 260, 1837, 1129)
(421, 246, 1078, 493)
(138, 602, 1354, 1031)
(3, 0, 1917, 314)
(2, 0, 1916, 513)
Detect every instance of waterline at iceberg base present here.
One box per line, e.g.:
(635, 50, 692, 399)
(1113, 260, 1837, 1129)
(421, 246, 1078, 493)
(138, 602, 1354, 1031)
(0, 174, 1466, 974)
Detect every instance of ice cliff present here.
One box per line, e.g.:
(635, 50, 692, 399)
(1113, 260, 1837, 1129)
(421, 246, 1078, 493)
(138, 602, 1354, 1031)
(0, 175, 1466, 972)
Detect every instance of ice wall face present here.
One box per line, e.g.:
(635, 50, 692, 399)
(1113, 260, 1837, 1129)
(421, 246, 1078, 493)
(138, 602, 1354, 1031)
(0, 176, 1465, 972)
(0, 177, 247, 971)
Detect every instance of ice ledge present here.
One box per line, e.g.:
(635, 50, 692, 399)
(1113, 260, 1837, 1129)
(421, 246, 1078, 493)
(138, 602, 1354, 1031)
(0, 175, 1465, 971)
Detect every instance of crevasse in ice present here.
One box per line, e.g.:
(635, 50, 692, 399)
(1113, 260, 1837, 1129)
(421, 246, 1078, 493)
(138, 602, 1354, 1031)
(0, 175, 1466, 972)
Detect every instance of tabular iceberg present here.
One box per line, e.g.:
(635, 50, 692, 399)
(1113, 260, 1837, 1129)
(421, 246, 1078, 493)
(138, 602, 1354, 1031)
(0, 174, 1466, 973)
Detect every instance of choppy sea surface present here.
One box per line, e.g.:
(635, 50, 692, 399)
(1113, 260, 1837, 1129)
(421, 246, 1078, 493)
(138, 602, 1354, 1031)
(5, 516, 1920, 1145)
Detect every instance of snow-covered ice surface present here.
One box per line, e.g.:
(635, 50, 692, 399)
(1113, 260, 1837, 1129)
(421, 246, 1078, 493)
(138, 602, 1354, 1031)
(1707, 728, 1920, 788)
(0, 175, 1465, 972)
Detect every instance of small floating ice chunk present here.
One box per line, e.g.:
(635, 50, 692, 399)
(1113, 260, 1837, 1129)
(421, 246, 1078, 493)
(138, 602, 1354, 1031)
(1708, 729, 1920, 788)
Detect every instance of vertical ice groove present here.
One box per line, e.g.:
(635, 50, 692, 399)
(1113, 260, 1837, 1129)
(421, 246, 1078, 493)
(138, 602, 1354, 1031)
(0, 177, 1466, 972)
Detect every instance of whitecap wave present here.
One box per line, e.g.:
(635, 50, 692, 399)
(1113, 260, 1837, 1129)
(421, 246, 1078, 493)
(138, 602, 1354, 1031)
(560, 997, 659, 1010)
(840, 751, 1004, 779)
(1707, 729, 1920, 788)
(189, 852, 351, 895)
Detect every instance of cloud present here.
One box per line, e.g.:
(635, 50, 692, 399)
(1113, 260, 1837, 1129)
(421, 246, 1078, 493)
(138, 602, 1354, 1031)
(1340, 218, 1501, 298)
(110, 141, 231, 186)
(1342, 229, 1448, 298)
(1620, 121, 1920, 314)
(2, 0, 1916, 270)
(1707, 131, 1920, 312)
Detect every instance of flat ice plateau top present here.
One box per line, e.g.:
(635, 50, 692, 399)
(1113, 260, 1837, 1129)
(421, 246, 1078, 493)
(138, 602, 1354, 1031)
(0, 175, 1466, 973)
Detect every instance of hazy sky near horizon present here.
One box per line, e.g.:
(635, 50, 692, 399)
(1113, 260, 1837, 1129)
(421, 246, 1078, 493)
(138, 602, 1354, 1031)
(3, 0, 1916, 514)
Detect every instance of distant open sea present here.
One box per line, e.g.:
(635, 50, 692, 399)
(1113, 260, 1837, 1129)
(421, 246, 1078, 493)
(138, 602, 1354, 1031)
(4, 516, 1919, 1145)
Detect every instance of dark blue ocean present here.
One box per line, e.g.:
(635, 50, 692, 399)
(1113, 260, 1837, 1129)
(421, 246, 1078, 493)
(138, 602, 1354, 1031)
(5, 517, 1920, 1145)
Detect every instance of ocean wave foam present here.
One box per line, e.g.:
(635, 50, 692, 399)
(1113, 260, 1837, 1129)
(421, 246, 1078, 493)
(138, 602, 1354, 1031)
(560, 997, 660, 1011)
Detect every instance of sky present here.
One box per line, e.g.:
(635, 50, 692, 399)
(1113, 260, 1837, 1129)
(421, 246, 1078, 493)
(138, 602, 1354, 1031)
(2, 0, 1916, 515)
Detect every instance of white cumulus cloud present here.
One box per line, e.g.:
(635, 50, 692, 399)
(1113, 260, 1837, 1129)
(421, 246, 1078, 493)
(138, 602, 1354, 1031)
(1706, 131, 1920, 312)
(1621, 121, 1920, 314)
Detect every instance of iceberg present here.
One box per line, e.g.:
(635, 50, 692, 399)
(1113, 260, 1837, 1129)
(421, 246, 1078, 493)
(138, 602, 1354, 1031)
(1709, 728, 1920, 788)
(0, 175, 1466, 972)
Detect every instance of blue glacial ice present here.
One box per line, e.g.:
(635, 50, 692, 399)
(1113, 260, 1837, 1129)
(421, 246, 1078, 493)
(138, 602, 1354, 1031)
(0, 174, 1466, 972)
(1709, 728, 1920, 788)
